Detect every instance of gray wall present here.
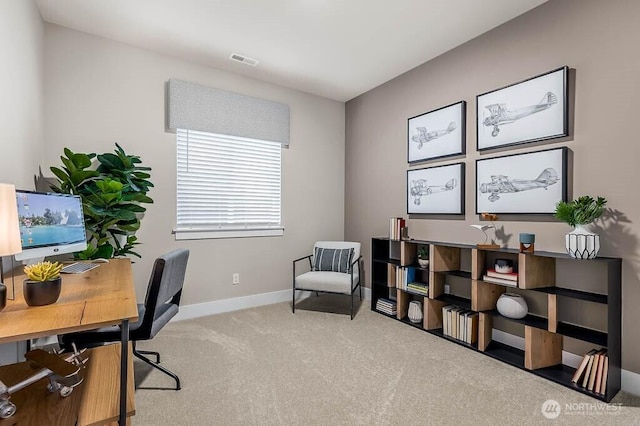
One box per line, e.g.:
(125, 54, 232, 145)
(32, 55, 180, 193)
(345, 0, 640, 373)
(0, 0, 43, 187)
(43, 24, 346, 305)
(0, 0, 43, 364)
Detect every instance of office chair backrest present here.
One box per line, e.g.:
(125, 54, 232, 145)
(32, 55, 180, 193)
(139, 249, 190, 339)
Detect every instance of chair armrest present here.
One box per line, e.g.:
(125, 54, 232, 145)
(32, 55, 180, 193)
(349, 255, 363, 273)
(293, 254, 312, 264)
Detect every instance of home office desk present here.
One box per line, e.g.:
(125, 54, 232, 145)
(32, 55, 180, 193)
(0, 259, 138, 425)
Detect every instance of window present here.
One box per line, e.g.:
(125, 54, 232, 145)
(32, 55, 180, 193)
(175, 128, 282, 240)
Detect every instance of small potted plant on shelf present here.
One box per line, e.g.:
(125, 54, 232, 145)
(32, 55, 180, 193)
(554, 195, 607, 259)
(23, 261, 63, 306)
(417, 246, 429, 268)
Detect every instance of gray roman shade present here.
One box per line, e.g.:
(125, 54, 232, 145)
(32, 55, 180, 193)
(166, 79, 290, 146)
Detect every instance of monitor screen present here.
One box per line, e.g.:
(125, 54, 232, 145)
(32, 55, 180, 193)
(14, 190, 88, 261)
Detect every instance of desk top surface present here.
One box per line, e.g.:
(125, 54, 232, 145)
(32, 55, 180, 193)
(0, 259, 139, 344)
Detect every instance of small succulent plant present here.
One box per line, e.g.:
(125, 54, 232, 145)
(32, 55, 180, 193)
(24, 261, 63, 282)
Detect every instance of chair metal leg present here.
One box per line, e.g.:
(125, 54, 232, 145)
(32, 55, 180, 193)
(133, 348, 181, 390)
(351, 290, 354, 320)
(137, 349, 160, 363)
(292, 288, 296, 314)
(359, 282, 362, 301)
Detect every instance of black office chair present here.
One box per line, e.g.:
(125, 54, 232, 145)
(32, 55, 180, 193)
(60, 249, 190, 390)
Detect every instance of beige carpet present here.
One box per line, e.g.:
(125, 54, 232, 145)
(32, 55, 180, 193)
(132, 295, 640, 425)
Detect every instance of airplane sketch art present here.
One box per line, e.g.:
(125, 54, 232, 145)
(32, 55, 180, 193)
(410, 178, 457, 205)
(483, 92, 557, 137)
(411, 122, 456, 149)
(479, 168, 558, 202)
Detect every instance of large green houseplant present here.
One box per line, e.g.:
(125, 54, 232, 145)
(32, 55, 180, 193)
(49, 144, 153, 260)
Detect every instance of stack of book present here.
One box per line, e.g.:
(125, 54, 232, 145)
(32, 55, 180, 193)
(482, 268, 518, 287)
(442, 305, 478, 345)
(571, 348, 609, 395)
(395, 267, 429, 296)
(389, 217, 406, 240)
(376, 298, 397, 316)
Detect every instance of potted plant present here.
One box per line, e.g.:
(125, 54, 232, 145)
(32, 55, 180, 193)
(49, 144, 153, 260)
(554, 195, 607, 259)
(417, 246, 429, 268)
(23, 261, 63, 306)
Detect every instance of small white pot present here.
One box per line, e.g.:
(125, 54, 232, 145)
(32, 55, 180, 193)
(565, 225, 600, 259)
(418, 258, 429, 268)
(496, 293, 528, 319)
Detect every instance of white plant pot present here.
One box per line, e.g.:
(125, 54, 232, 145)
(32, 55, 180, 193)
(408, 300, 423, 324)
(565, 225, 600, 259)
(496, 293, 528, 319)
(418, 259, 429, 268)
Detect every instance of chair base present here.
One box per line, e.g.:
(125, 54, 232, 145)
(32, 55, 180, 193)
(292, 282, 362, 320)
(133, 343, 180, 390)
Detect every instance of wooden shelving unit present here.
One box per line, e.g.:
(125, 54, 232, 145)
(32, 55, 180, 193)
(370, 237, 622, 402)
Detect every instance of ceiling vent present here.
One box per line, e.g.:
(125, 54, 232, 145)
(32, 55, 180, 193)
(229, 53, 260, 67)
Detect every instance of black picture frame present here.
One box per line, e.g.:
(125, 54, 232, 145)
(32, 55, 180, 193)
(476, 66, 568, 151)
(407, 162, 465, 215)
(475, 147, 568, 214)
(408, 101, 466, 163)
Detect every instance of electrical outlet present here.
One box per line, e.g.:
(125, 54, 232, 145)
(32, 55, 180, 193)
(232, 273, 240, 285)
(444, 284, 450, 294)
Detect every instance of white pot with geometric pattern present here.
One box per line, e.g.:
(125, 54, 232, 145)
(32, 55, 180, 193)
(565, 225, 600, 259)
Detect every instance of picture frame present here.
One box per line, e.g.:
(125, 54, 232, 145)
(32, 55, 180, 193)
(407, 162, 465, 215)
(408, 101, 466, 163)
(475, 147, 567, 214)
(476, 66, 568, 151)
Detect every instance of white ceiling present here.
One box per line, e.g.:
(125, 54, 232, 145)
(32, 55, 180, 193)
(36, 0, 547, 102)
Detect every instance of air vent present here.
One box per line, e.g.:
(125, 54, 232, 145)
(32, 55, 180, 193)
(229, 53, 260, 67)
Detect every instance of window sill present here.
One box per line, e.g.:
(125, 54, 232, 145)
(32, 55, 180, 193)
(173, 228, 284, 240)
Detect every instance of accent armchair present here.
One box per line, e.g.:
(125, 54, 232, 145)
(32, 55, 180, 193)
(292, 241, 362, 320)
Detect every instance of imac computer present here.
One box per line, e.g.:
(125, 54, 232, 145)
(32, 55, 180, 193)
(14, 190, 87, 264)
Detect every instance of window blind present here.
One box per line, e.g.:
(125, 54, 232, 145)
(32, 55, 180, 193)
(176, 129, 282, 237)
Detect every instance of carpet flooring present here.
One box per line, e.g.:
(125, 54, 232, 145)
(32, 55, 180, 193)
(132, 295, 640, 425)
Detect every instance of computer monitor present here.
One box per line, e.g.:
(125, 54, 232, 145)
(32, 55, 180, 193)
(14, 190, 87, 262)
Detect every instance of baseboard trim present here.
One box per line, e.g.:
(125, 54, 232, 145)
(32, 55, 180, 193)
(173, 286, 372, 322)
(622, 369, 640, 397)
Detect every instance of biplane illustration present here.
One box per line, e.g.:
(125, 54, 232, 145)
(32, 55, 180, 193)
(0, 347, 87, 419)
(479, 168, 558, 202)
(410, 178, 457, 205)
(483, 92, 558, 137)
(411, 122, 456, 149)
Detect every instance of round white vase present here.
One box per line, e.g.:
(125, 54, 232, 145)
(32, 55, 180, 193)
(408, 300, 423, 323)
(565, 225, 600, 259)
(496, 293, 528, 319)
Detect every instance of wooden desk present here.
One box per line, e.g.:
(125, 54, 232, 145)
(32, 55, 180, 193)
(0, 259, 139, 425)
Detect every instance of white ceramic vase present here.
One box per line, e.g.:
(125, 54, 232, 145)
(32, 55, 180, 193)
(496, 293, 528, 319)
(565, 225, 600, 259)
(418, 258, 429, 268)
(408, 300, 423, 323)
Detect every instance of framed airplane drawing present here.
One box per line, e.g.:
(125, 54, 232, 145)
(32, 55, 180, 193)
(476, 147, 567, 214)
(408, 101, 466, 163)
(407, 162, 465, 215)
(476, 66, 568, 151)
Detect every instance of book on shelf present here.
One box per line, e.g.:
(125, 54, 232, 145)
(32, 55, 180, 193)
(588, 349, 606, 391)
(582, 351, 596, 388)
(465, 312, 478, 345)
(571, 349, 597, 383)
(600, 356, 609, 395)
(485, 269, 518, 281)
(441, 306, 476, 344)
(594, 351, 607, 394)
(482, 275, 518, 287)
(389, 217, 406, 240)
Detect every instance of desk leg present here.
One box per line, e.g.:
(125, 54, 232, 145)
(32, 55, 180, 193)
(119, 319, 129, 426)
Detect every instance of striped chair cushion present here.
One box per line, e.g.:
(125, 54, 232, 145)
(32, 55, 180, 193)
(313, 247, 354, 273)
